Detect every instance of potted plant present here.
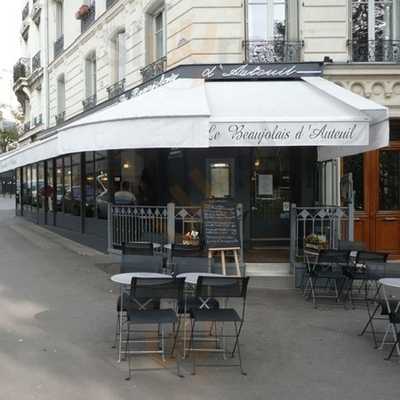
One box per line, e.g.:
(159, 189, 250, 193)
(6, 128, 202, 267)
(304, 234, 328, 251)
(75, 4, 90, 20)
(182, 230, 200, 247)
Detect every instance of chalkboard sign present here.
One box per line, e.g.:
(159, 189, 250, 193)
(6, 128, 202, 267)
(203, 200, 241, 249)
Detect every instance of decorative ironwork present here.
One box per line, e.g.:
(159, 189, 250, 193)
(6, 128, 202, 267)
(23, 121, 31, 133)
(140, 57, 167, 82)
(21, 22, 30, 41)
(22, 2, 29, 20)
(81, 1, 96, 34)
(33, 114, 43, 128)
(348, 39, 400, 63)
(106, 0, 118, 9)
(31, 3, 41, 25)
(55, 111, 65, 125)
(32, 51, 41, 72)
(107, 79, 125, 99)
(13, 58, 30, 83)
(82, 94, 97, 111)
(54, 35, 64, 59)
(243, 40, 304, 63)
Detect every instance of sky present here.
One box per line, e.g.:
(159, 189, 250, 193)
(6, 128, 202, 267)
(0, 2, 21, 108)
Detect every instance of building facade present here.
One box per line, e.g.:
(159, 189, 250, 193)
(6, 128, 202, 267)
(6, 0, 400, 257)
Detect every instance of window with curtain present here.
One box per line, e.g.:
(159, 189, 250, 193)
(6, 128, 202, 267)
(85, 52, 97, 98)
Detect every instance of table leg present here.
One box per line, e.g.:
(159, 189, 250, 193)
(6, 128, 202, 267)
(118, 285, 123, 363)
(221, 251, 226, 275)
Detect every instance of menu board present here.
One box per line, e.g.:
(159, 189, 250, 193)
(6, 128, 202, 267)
(203, 200, 240, 249)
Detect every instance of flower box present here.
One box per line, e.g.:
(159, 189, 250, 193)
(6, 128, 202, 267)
(75, 5, 90, 20)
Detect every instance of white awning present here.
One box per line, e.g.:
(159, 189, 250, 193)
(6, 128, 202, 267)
(0, 75, 389, 173)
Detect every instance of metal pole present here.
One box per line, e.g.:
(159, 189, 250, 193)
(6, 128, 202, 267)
(107, 202, 113, 252)
(289, 203, 297, 271)
(238, 203, 244, 274)
(348, 190, 355, 241)
(167, 202, 175, 244)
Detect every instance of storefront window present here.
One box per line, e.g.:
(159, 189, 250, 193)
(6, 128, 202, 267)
(379, 150, 400, 210)
(16, 168, 21, 209)
(63, 156, 72, 214)
(208, 160, 233, 199)
(71, 154, 81, 216)
(56, 158, 63, 212)
(38, 162, 45, 210)
(95, 151, 109, 219)
(85, 152, 95, 218)
(31, 165, 37, 210)
(46, 160, 54, 213)
(343, 155, 364, 211)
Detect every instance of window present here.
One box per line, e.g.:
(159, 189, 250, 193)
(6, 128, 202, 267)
(56, 158, 63, 212)
(207, 160, 234, 199)
(343, 155, 364, 211)
(55, 1, 64, 39)
(379, 150, 400, 210)
(57, 74, 65, 116)
(154, 10, 165, 60)
(247, 0, 286, 41)
(113, 30, 126, 83)
(85, 51, 97, 98)
(46, 160, 54, 214)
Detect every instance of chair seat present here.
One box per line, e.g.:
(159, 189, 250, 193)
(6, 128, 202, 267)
(127, 309, 177, 324)
(177, 296, 219, 314)
(117, 294, 160, 312)
(191, 308, 241, 322)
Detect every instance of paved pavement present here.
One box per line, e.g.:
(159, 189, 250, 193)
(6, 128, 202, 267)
(0, 199, 399, 400)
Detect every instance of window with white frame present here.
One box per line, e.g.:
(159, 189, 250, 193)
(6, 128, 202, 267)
(55, 1, 64, 39)
(153, 9, 165, 60)
(247, 0, 287, 41)
(113, 30, 127, 83)
(57, 74, 65, 115)
(85, 52, 96, 98)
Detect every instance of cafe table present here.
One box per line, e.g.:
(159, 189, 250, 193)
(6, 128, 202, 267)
(111, 272, 172, 362)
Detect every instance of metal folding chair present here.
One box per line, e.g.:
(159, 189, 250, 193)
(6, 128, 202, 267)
(125, 277, 185, 379)
(188, 276, 249, 375)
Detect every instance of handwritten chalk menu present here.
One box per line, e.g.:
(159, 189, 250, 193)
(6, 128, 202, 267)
(203, 200, 240, 249)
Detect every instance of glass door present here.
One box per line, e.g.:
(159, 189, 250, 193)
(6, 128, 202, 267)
(250, 148, 292, 247)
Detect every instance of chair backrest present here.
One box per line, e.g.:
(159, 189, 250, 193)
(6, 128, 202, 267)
(122, 242, 154, 256)
(356, 251, 388, 264)
(338, 240, 365, 251)
(318, 249, 351, 264)
(196, 276, 249, 299)
(130, 277, 185, 302)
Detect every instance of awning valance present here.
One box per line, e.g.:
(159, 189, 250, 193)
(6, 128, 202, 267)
(0, 75, 389, 173)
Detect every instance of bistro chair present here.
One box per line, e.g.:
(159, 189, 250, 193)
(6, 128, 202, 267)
(188, 276, 249, 375)
(125, 277, 185, 379)
(304, 249, 350, 308)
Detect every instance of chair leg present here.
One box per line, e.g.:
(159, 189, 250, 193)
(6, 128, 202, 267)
(171, 317, 181, 356)
(190, 320, 196, 375)
(112, 312, 120, 349)
(125, 324, 132, 381)
(385, 324, 400, 361)
(233, 321, 246, 376)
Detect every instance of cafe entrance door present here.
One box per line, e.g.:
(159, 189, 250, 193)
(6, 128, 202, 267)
(250, 148, 293, 249)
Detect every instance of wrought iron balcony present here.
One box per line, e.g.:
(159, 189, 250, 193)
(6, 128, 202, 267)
(22, 2, 29, 20)
(55, 111, 65, 125)
(54, 35, 64, 59)
(31, 3, 42, 26)
(21, 21, 30, 41)
(81, 2, 96, 34)
(107, 79, 125, 99)
(32, 51, 41, 72)
(106, 0, 118, 9)
(348, 39, 400, 63)
(13, 58, 30, 84)
(244, 40, 304, 63)
(140, 57, 167, 82)
(82, 94, 97, 112)
(23, 121, 31, 133)
(33, 114, 43, 128)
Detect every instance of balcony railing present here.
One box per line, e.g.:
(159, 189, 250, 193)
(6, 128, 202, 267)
(140, 57, 167, 82)
(22, 2, 29, 20)
(32, 51, 41, 72)
(33, 114, 43, 128)
(13, 58, 30, 84)
(55, 111, 65, 125)
(81, 2, 96, 34)
(54, 35, 64, 59)
(106, 0, 118, 9)
(23, 121, 31, 133)
(244, 40, 304, 63)
(82, 94, 97, 112)
(107, 79, 125, 99)
(348, 39, 400, 63)
(31, 3, 41, 25)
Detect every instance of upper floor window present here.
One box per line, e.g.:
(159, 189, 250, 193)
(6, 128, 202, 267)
(55, 1, 64, 39)
(57, 74, 66, 119)
(351, 0, 400, 62)
(85, 52, 97, 98)
(153, 9, 165, 60)
(113, 30, 127, 83)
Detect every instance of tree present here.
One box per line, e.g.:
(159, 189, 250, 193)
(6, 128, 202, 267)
(0, 107, 23, 153)
(0, 125, 19, 153)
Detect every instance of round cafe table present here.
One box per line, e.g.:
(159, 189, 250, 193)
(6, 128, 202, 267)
(176, 272, 226, 285)
(111, 272, 172, 362)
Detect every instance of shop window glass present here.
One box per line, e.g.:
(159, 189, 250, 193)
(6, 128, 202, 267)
(56, 158, 63, 212)
(31, 165, 37, 211)
(71, 154, 81, 216)
(63, 156, 72, 214)
(208, 160, 233, 199)
(26, 165, 32, 207)
(85, 152, 96, 218)
(343, 155, 364, 211)
(379, 150, 400, 210)
(95, 151, 109, 219)
(38, 162, 45, 210)
(16, 168, 21, 207)
(47, 160, 54, 213)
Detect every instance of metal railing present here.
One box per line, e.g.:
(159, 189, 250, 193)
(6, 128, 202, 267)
(82, 94, 97, 111)
(54, 35, 64, 58)
(81, 2, 96, 34)
(31, 3, 41, 25)
(55, 111, 65, 125)
(23, 121, 31, 133)
(33, 114, 42, 127)
(32, 51, 41, 72)
(348, 39, 400, 63)
(243, 40, 304, 63)
(107, 78, 125, 99)
(289, 204, 354, 263)
(108, 203, 244, 257)
(106, 0, 118, 9)
(22, 2, 29, 20)
(140, 57, 167, 82)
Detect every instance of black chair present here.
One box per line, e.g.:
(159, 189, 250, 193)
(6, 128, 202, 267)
(189, 276, 249, 375)
(125, 277, 185, 379)
(304, 249, 350, 307)
(385, 306, 400, 361)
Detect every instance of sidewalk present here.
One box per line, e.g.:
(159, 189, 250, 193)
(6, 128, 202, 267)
(0, 198, 399, 400)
